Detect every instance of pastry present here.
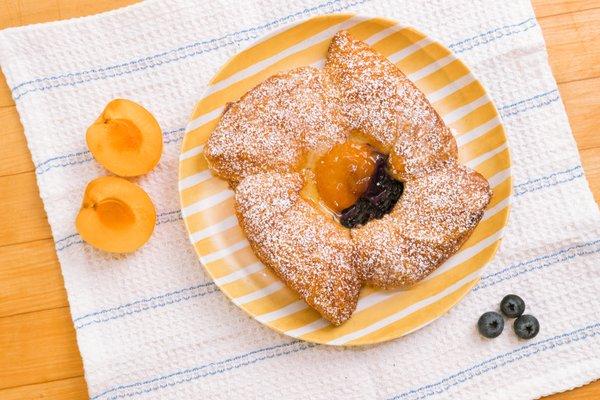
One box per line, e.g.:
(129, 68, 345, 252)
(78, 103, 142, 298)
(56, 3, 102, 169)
(235, 172, 361, 325)
(205, 67, 348, 185)
(205, 30, 492, 325)
(325, 31, 458, 179)
(354, 164, 490, 288)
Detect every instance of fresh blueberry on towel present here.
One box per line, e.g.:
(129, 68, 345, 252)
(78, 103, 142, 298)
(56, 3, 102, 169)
(500, 294, 525, 318)
(514, 314, 540, 339)
(477, 311, 504, 338)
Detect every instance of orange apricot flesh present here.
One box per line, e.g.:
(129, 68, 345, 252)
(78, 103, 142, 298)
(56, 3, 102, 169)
(87, 99, 162, 177)
(76, 176, 156, 253)
(315, 141, 377, 213)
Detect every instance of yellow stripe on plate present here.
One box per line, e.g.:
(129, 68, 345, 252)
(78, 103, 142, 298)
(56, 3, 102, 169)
(197, 228, 248, 259)
(448, 102, 498, 133)
(178, 14, 511, 346)
(270, 307, 323, 332)
(344, 279, 477, 345)
(185, 200, 236, 236)
(458, 125, 506, 163)
(180, 177, 229, 208)
(370, 28, 425, 56)
(215, 14, 356, 84)
(300, 240, 499, 343)
(246, 291, 305, 318)
(412, 60, 470, 94)
(200, 19, 393, 114)
(432, 81, 486, 117)
(473, 148, 511, 179)
(179, 154, 211, 179)
(461, 211, 508, 249)
(394, 42, 451, 76)
(220, 269, 280, 298)
(487, 178, 512, 209)
(203, 247, 261, 277)
(182, 117, 221, 153)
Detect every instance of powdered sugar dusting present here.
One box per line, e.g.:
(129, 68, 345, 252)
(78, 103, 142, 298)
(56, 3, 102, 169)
(208, 30, 491, 325)
(235, 172, 360, 325)
(325, 30, 456, 168)
(205, 67, 348, 185)
(355, 164, 491, 288)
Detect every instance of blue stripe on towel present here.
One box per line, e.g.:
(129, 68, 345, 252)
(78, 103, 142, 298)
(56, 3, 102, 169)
(449, 18, 537, 53)
(55, 210, 183, 251)
(75, 284, 219, 329)
(34, 128, 185, 174)
(34, 84, 561, 176)
(389, 322, 600, 400)
(90, 340, 315, 399)
(11, 14, 537, 101)
(475, 239, 600, 290)
(73, 238, 600, 330)
(53, 163, 586, 253)
(10, 0, 366, 100)
(88, 322, 600, 399)
(514, 166, 583, 196)
(498, 89, 560, 119)
(73, 281, 215, 322)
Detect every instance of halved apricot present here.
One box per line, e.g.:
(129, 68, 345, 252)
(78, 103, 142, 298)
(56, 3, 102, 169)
(76, 176, 156, 253)
(87, 99, 162, 177)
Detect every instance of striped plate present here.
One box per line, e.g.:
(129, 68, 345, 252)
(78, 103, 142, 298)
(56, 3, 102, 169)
(178, 14, 511, 346)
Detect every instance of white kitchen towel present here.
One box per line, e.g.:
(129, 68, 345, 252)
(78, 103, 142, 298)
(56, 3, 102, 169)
(2, 0, 599, 399)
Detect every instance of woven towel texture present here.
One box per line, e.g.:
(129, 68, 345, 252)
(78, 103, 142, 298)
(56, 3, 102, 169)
(1, 0, 599, 399)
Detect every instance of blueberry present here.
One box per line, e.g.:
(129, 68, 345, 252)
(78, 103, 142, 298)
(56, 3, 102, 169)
(513, 315, 540, 339)
(340, 198, 372, 228)
(477, 311, 504, 338)
(500, 294, 525, 318)
(363, 158, 403, 217)
(339, 153, 403, 228)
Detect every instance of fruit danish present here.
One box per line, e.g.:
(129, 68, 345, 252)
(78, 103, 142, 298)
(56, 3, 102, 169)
(205, 30, 491, 325)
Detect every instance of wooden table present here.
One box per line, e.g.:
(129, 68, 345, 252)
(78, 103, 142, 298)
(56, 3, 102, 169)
(0, 1, 598, 398)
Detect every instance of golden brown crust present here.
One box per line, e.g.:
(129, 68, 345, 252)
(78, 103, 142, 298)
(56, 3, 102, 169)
(354, 164, 491, 288)
(207, 30, 492, 325)
(325, 30, 457, 172)
(235, 173, 361, 325)
(205, 67, 349, 185)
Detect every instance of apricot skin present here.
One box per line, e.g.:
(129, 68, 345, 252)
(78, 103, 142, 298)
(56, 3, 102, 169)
(76, 176, 156, 253)
(87, 99, 163, 177)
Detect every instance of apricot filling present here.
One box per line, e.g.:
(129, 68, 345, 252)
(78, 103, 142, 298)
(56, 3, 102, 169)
(303, 138, 404, 228)
(87, 99, 163, 177)
(315, 141, 378, 213)
(76, 176, 156, 253)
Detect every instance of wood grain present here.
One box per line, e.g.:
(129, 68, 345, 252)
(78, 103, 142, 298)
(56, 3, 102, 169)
(0, 0, 138, 28)
(0, 70, 14, 107)
(0, 172, 52, 247)
(0, 107, 33, 176)
(537, 7, 600, 84)
(0, 1, 598, 399)
(0, 239, 67, 318)
(0, 307, 83, 389)
(0, 377, 88, 400)
(531, 0, 600, 18)
(559, 77, 600, 150)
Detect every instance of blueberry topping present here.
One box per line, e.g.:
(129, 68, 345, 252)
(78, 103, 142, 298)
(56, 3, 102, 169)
(513, 314, 540, 339)
(500, 294, 525, 318)
(339, 198, 372, 228)
(477, 311, 504, 338)
(339, 154, 403, 228)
